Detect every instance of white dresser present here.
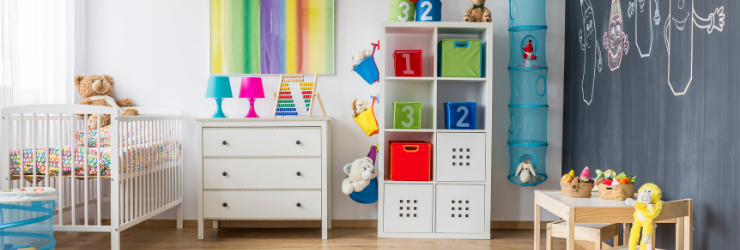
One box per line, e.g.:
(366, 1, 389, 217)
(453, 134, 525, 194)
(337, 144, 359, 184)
(196, 118, 332, 239)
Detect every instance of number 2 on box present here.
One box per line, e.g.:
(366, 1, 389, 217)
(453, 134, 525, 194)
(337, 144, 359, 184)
(397, 2, 410, 21)
(402, 54, 414, 75)
(401, 106, 415, 128)
(420, 2, 433, 21)
(456, 106, 470, 127)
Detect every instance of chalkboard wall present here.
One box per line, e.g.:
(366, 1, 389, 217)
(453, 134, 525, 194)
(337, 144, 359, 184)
(563, 0, 738, 248)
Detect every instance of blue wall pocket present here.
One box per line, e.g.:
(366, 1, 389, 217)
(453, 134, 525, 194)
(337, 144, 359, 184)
(415, 0, 442, 22)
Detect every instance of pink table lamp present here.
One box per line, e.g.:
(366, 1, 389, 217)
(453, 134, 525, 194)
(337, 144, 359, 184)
(239, 77, 265, 118)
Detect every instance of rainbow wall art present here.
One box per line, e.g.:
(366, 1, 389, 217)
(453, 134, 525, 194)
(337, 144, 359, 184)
(210, 0, 334, 74)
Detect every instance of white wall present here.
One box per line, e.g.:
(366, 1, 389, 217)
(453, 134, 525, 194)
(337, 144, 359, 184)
(84, 0, 562, 222)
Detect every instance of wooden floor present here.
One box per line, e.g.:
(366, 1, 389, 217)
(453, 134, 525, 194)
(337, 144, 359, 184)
(54, 227, 606, 250)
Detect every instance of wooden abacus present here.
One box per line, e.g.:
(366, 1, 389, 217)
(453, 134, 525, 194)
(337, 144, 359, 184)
(272, 73, 326, 117)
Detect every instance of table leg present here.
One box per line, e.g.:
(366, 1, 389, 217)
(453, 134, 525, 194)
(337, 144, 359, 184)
(613, 235, 619, 248)
(546, 224, 553, 250)
(684, 200, 693, 250)
(568, 207, 575, 250)
(534, 203, 541, 250)
(622, 223, 630, 247)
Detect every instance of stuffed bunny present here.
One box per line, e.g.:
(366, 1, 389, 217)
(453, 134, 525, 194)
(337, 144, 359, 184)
(515, 161, 537, 183)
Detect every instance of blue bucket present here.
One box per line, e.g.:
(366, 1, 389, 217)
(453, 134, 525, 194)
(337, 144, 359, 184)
(355, 57, 379, 85)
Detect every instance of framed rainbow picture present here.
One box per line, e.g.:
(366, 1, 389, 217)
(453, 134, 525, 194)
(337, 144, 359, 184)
(210, 0, 334, 75)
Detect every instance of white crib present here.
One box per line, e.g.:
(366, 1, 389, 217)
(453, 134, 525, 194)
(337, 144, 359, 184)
(0, 105, 183, 250)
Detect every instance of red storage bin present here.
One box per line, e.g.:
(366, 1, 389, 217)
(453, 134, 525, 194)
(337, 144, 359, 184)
(393, 50, 423, 77)
(390, 141, 432, 181)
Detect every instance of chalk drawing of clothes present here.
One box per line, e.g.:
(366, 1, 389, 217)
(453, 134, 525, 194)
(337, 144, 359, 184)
(628, 0, 660, 57)
(664, 0, 725, 96)
(579, 0, 602, 106)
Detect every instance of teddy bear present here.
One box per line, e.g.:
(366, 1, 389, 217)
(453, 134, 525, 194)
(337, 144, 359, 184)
(350, 49, 373, 71)
(74, 74, 139, 130)
(351, 99, 370, 118)
(342, 157, 377, 194)
(464, 0, 492, 22)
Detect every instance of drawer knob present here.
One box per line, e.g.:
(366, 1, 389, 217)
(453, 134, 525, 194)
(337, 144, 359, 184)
(295, 140, 301, 145)
(222, 203, 227, 207)
(296, 203, 301, 207)
(296, 171, 301, 176)
(222, 141, 227, 145)
(222, 172, 227, 176)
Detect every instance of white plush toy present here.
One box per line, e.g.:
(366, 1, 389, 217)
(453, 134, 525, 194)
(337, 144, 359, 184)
(350, 49, 373, 71)
(515, 161, 537, 183)
(342, 157, 377, 194)
(351, 99, 370, 118)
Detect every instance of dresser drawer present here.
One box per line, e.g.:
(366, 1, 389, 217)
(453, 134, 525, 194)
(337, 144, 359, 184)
(203, 190, 321, 220)
(202, 127, 321, 157)
(204, 159, 321, 189)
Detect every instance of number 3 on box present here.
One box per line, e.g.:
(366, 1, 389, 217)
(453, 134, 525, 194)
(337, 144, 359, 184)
(397, 2, 410, 21)
(401, 106, 415, 128)
(456, 106, 469, 127)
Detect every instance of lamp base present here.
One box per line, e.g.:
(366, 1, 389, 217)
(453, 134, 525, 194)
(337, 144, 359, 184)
(211, 98, 227, 118)
(245, 97, 260, 118)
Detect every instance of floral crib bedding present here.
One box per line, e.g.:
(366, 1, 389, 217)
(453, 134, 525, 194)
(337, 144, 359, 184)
(10, 125, 181, 180)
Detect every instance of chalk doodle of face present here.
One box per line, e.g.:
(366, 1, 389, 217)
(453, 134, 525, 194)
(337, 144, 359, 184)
(664, 0, 725, 96)
(603, 2, 629, 72)
(579, 0, 602, 106)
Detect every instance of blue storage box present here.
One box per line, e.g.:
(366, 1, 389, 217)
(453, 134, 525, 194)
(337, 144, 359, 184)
(415, 0, 442, 22)
(444, 102, 477, 129)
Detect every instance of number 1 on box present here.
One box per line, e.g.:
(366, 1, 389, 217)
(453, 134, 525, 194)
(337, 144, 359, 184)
(402, 54, 415, 75)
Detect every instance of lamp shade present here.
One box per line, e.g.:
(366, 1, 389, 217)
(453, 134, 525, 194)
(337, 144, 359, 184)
(239, 77, 265, 99)
(205, 76, 233, 98)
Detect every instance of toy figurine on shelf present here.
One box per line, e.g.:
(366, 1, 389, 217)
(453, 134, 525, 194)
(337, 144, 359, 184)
(464, 0, 491, 22)
(520, 40, 541, 67)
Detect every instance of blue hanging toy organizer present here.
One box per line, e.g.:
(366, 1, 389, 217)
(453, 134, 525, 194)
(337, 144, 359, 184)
(348, 145, 379, 204)
(507, 0, 549, 186)
(0, 188, 57, 250)
(354, 42, 381, 85)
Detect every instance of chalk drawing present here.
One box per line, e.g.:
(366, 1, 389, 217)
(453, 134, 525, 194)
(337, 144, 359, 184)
(578, 0, 602, 106)
(603, 0, 629, 72)
(628, 0, 660, 57)
(664, 0, 725, 96)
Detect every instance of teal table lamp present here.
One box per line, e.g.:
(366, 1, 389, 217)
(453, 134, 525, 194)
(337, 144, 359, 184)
(205, 76, 233, 118)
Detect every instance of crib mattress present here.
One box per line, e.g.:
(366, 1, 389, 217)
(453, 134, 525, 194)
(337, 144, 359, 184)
(9, 141, 181, 178)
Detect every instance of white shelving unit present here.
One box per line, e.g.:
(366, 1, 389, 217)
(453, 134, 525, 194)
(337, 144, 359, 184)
(377, 22, 493, 239)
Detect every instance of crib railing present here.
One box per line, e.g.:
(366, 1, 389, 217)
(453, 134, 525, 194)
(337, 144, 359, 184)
(1, 105, 183, 233)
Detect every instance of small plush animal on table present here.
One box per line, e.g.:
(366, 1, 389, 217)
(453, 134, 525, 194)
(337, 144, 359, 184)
(342, 157, 377, 194)
(625, 183, 663, 250)
(515, 161, 536, 183)
(75, 74, 139, 130)
(464, 0, 492, 22)
(350, 49, 373, 71)
(351, 99, 370, 118)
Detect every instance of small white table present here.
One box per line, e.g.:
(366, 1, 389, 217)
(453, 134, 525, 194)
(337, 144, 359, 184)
(534, 190, 693, 250)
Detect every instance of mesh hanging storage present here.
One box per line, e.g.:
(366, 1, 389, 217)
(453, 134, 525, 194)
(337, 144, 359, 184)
(507, 0, 548, 186)
(0, 188, 57, 250)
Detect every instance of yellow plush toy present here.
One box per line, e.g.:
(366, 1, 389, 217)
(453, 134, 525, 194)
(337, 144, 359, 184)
(625, 183, 663, 250)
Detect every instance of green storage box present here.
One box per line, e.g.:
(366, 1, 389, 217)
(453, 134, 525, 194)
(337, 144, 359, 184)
(393, 102, 423, 129)
(438, 39, 483, 77)
(388, 0, 416, 22)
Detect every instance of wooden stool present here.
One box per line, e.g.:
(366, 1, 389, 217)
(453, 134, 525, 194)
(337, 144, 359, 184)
(547, 220, 620, 250)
